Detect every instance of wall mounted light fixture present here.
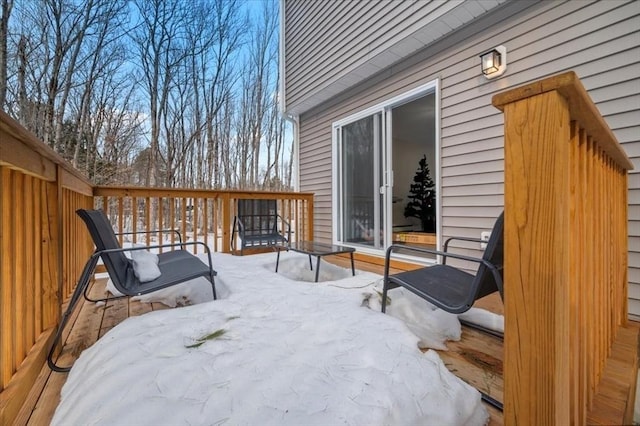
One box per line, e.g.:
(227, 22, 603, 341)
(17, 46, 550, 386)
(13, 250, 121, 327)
(480, 45, 507, 79)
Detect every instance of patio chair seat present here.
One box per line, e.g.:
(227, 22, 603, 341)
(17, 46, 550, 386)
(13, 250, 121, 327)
(133, 252, 214, 294)
(389, 264, 477, 312)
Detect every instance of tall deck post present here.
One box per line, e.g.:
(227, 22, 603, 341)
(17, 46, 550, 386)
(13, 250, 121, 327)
(493, 71, 635, 425)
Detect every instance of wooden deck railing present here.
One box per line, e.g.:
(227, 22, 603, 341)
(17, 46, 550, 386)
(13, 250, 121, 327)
(0, 108, 314, 425)
(93, 187, 313, 254)
(0, 111, 93, 425)
(94, 187, 313, 253)
(493, 71, 635, 425)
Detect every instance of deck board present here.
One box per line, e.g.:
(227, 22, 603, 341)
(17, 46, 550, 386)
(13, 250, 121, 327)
(16, 262, 508, 425)
(438, 325, 504, 425)
(438, 294, 504, 425)
(12, 355, 55, 426)
(99, 297, 129, 337)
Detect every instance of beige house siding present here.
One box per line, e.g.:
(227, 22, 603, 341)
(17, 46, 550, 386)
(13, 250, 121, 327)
(283, 0, 510, 115)
(291, 0, 640, 318)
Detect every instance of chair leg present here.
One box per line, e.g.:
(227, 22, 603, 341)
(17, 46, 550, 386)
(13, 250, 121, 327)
(83, 280, 128, 304)
(480, 392, 503, 411)
(230, 217, 237, 252)
(381, 279, 389, 313)
(314, 256, 321, 282)
(47, 256, 99, 372)
(350, 253, 355, 276)
(210, 272, 217, 300)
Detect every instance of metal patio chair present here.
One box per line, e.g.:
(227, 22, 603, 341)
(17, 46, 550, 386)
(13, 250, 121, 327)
(381, 212, 504, 315)
(47, 209, 217, 372)
(231, 199, 291, 255)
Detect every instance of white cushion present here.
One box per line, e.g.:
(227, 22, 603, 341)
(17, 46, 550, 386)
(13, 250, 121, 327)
(131, 250, 161, 282)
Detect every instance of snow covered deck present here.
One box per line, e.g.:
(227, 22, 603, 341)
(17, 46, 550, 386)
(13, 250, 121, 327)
(14, 255, 505, 426)
(10, 252, 640, 426)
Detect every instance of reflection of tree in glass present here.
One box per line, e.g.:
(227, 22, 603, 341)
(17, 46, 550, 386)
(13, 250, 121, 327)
(404, 155, 436, 233)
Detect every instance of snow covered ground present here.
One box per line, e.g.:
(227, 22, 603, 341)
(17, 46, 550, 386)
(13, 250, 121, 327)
(53, 251, 497, 425)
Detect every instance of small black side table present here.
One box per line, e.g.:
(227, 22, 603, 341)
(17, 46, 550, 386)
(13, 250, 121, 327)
(275, 241, 356, 282)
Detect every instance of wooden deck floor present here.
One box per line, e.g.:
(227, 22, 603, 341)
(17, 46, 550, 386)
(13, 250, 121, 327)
(15, 257, 505, 425)
(441, 298, 504, 425)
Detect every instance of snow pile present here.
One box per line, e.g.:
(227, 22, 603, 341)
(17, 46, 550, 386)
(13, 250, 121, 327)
(53, 251, 491, 425)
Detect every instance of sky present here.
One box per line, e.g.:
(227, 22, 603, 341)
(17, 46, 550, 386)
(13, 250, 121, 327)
(50, 250, 503, 425)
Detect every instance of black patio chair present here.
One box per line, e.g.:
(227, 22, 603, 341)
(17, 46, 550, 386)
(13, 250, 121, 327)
(47, 209, 217, 372)
(381, 212, 504, 315)
(231, 199, 291, 255)
(381, 212, 505, 412)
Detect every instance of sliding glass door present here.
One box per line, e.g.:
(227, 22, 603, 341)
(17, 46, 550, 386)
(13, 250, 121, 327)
(333, 80, 438, 254)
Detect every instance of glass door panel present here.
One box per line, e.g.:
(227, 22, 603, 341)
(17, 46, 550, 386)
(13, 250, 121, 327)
(338, 113, 384, 248)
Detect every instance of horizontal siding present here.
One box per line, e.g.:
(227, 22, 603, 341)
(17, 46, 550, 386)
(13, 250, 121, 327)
(283, 0, 508, 115)
(629, 302, 640, 322)
(296, 0, 640, 316)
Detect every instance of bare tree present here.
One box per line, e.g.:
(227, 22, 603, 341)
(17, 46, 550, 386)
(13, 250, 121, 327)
(3, 0, 293, 190)
(8, 0, 131, 161)
(132, 0, 190, 187)
(12, 2, 50, 135)
(235, 0, 288, 190)
(0, 0, 12, 108)
(201, 0, 243, 189)
(70, 0, 129, 168)
(132, 0, 161, 185)
(217, 94, 235, 188)
(42, 0, 96, 147)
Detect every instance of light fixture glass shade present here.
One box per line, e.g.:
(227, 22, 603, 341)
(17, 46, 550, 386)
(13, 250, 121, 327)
(479, 45, 507, 79)
(481, 50, 501, 75)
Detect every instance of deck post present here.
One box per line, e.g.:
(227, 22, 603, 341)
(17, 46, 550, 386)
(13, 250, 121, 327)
(501, 89, 572, 425)
(221, 192, 231, 253)
(306, 196, 314, 241)
(493, 71, 634, 425)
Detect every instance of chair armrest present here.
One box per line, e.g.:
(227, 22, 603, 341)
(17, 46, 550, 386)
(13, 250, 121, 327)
(383, 243, 501, 283)
(443, 235, 484, 249)
(117, 229, 183, 244)
(442, 236, 489, 265)
(236, 217, 246, 234)
(95, 241, 215, 270)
